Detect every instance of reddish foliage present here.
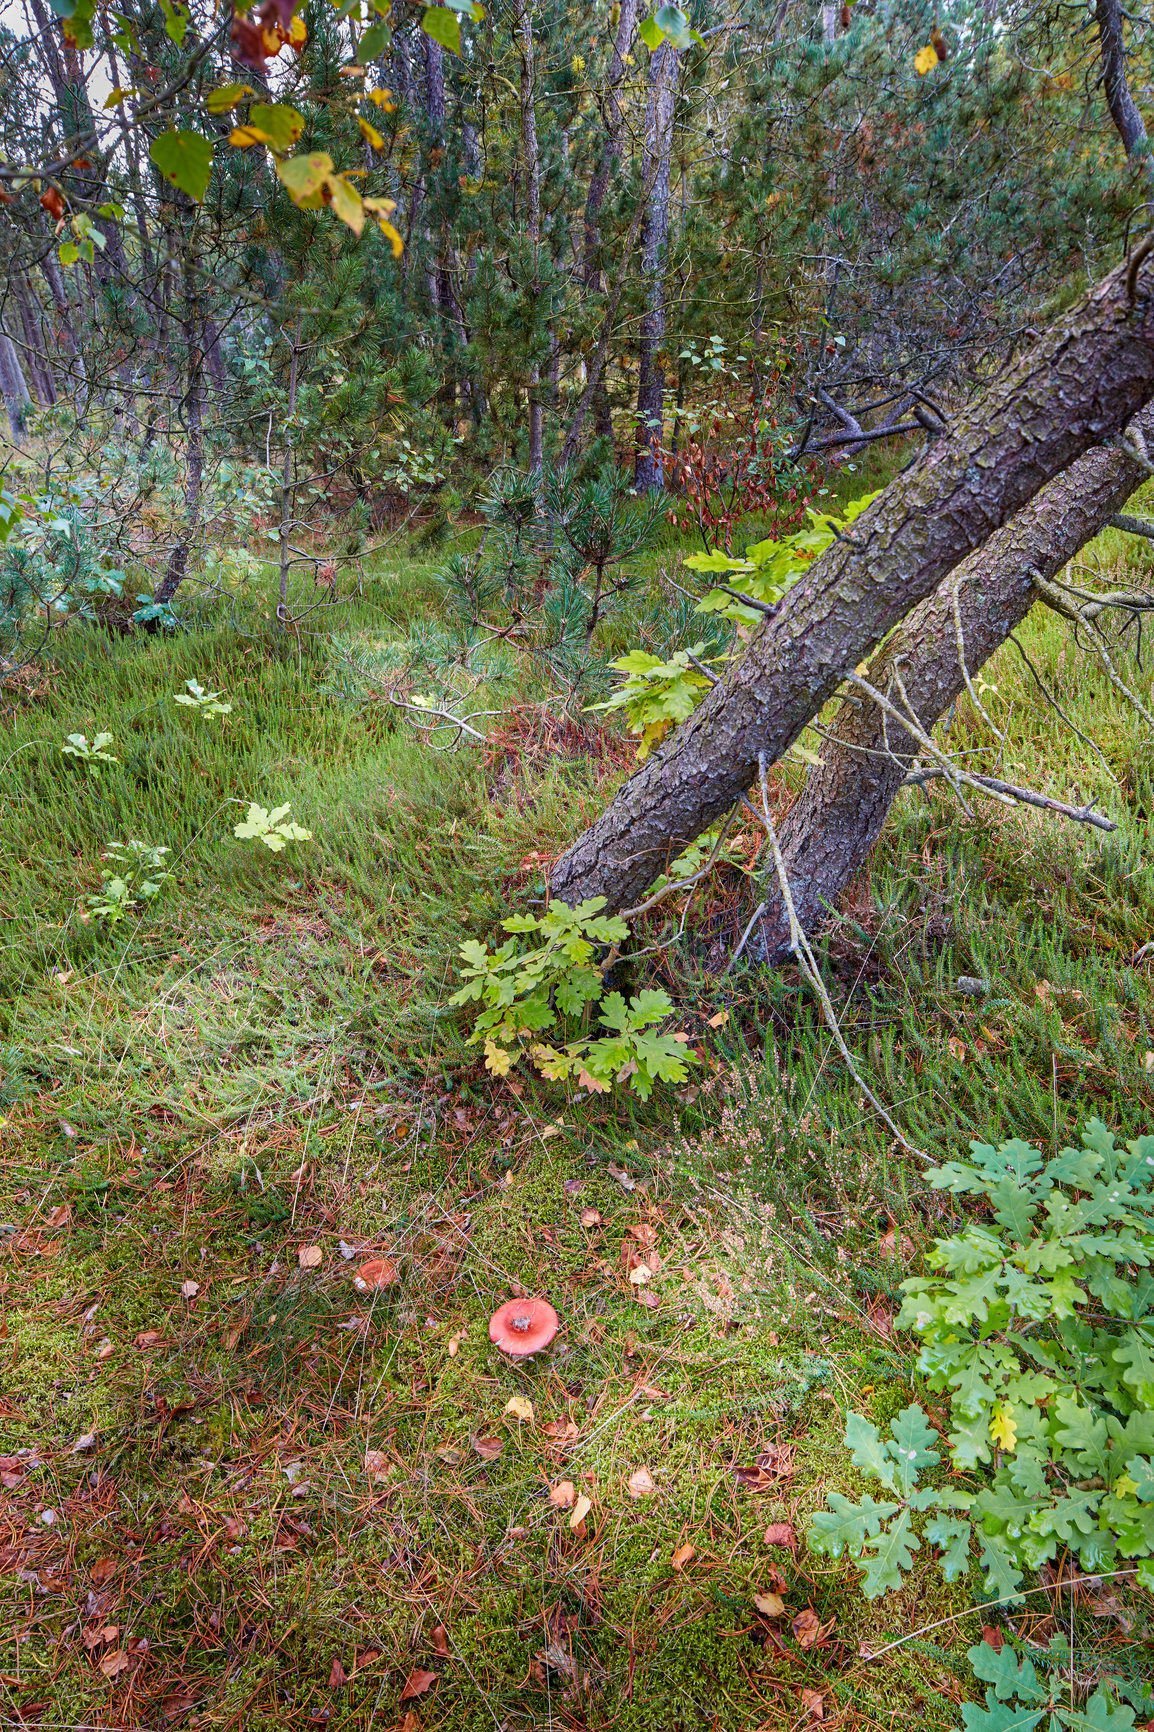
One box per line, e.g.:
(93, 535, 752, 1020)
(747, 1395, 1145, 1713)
(657, 341, 819, 555)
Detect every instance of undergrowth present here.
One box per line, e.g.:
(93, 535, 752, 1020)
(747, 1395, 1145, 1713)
(1, 505, 1153, 1727)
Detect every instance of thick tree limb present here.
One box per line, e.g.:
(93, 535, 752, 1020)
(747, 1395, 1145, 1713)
(749, 414, 1151, 958)
(549, 247, 1154, 912)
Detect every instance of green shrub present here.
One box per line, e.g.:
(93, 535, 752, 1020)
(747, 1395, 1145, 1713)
(450, 897, 698, 1100)
(809, 1120, 1154, 1601)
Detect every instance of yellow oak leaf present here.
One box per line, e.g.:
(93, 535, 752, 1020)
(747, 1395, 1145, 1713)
(990, 1402, 1017, 1452)
(483, 1038, 513, 1077)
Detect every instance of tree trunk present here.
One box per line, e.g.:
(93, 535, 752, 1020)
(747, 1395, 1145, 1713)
(548, 245, 1154, 912)
(1095, 0, 1148, 162)
(12, 272, 54, 404)
(634, 43, 678, 492)
(515, 0, 543, 471)
(583, 0, 638, 289)
(743, 0, 1154, 957)
(154, 240, 204, 606)
(752, 415, 1153, 958)
(277, 326, 300, 630)
(0, 328, 31, 441)
(581, 0, 641, 454)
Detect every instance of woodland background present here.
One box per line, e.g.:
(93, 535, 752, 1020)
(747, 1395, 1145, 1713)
(1, 1, 1154, 1729)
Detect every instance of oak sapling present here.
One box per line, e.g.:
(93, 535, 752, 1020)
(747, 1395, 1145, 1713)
(82, 841, 172, 926)
(232, 801, 313, 851)
(61, 731, 117, 770)
(174, 678, 232, 721)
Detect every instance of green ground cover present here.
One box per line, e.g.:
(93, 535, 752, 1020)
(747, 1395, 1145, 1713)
(1, 508, 1153, 1729)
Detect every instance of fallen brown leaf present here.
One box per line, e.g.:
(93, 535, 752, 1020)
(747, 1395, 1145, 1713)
(99, 1648, 131, 1678)
(328, 1658, 348, 1689)
(180, 1279, 200, 1299)
(83, 1624, 119, 1651)
(365, 1449, 391, 1483)
(792, 1608, 823, 1650)
(90, 1557, 117, 1585)
(627, 1466, 656, 1499)
(800, 1687, 825, 1720)
(45, 1203, 71, 1229)
(473, 1434, 503, 1461)
(980, 1625, 1003, 1653)
(764, 1522, 797, 1548)
(549, 1480, 577, 1509)
(133, 1330, 164, 1349)
(625, 1223, 657, 1248)
(753, 1591, 785, 1617)
(670, 1542, 695, 1570)
(432, 1625, 450, 1657)
(578, 1207, 603, 1228)
(298, 1244, 323, 1269)
(400, 1667, 437, 1702)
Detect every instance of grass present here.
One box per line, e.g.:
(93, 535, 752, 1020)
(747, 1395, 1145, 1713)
(1, 504, 1153, 1729)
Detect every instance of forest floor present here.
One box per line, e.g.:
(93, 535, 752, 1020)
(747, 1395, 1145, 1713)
(2, 504, 1154, 1730)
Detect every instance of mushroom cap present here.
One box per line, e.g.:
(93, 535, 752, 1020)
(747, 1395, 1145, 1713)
(353, 1256, 398, 1292)
(488, 1297, 559, 1356)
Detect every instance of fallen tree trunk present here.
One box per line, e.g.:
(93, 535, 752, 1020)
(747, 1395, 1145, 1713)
(548, 247, 1154, 913)
(750, 413, 1153, 959)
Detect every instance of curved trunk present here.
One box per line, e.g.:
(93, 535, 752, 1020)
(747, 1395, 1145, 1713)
(548, 247, 1154, 912)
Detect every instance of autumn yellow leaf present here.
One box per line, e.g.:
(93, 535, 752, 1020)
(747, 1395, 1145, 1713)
(914, 43, 938, 75)
(483, 1037, 513, 1076)
(504, 1395, 534, 1423)
(358, 115, 385, 151)
(367, 86, 397, 110)
(990, 1401, 1018, 1452)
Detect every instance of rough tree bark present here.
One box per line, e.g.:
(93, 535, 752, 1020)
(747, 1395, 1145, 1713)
(515, 0, 543, 472)
(1095, 0, 1148, 161)
(583, 0, 638, 443)
(154, 232, 204, 606)
(751, 414, 1153, 958)
(548, 246, 1154, 912)
(634, 42, 678, 492)
(0, 325, 31, 441)
(743, 0, 1154, 956)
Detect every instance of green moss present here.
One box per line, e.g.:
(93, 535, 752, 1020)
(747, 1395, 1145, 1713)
(2, 537, 1153, 1725)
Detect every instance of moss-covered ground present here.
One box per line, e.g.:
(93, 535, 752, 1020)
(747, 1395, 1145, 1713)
(1, 511, 1153, 1729)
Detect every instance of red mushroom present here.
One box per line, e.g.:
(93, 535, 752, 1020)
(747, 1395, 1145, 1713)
(354, 1257, 398, 1293)
(488, 1297, 559, 1357)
